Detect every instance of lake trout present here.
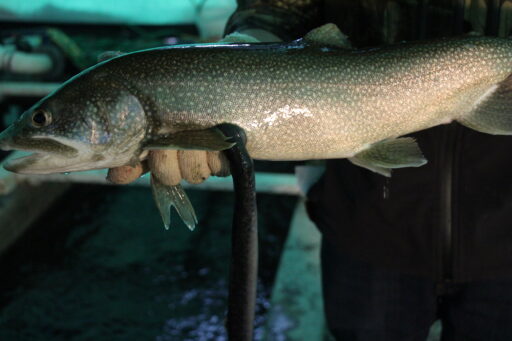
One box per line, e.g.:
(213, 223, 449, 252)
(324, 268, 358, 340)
(1, 24, 512, 229)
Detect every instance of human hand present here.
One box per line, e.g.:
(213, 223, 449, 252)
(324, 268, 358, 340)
(107, 150, 230, 185)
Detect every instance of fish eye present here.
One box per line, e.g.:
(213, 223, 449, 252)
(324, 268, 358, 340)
(31, 109, 52, 128)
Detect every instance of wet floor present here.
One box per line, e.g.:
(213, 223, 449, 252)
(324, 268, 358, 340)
(0, 184, 296, 340)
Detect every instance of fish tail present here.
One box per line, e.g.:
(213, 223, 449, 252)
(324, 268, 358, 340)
(457, 73, 512, 135)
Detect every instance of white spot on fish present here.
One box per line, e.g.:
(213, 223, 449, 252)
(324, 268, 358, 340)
(249, 105, 314, 129)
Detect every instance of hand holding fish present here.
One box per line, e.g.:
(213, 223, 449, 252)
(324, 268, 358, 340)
(106, 150, 230, 185)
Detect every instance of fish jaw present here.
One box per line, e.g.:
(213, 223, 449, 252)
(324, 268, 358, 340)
(2, 147, 141, 174)
(0, 132, 82, 174)
(2, 148, 105, 174)
(4, 152, 66, 174)
(0, 123, 146, 174)
(0, 123, 100, 174)
(0, 131, 139, 174)
(0, 123, 144, 174)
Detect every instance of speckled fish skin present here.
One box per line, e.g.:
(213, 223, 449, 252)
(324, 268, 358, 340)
(126, 36, 512, 161)
(1, 35, 512, 173)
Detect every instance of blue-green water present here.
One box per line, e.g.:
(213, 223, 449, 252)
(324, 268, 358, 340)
(0, 185, 295, 340)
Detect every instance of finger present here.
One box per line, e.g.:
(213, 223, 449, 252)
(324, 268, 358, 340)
(178, 150, 211, 184)
(149, 150, 182, 186)
(106, 161, 148, 184)
(207, 151, 231, 177)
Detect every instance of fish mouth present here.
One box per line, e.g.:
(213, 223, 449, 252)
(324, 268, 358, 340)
(4, 152, 48, 173)
(2, 138, 80, 174)
(3, 150, 90, 174)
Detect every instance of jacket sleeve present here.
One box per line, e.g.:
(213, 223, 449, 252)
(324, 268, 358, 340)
(224, 0, 324, 41)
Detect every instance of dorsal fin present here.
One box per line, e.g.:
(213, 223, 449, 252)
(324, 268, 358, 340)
(303, 23, 352, 49)
(220, 32, 261, 43)
(97, 51, 124, 63)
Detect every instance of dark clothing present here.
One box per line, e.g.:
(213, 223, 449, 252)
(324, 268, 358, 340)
(225, 0, 322, 41)
(321, 239, 437, 340)
(226, 1, 472, 46)
(227, 0, 512, 283)
(322, 239, 512, 341)
(308, 123, 512, 283)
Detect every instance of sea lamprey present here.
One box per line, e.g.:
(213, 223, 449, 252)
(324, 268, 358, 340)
(1, 24, 512, 228)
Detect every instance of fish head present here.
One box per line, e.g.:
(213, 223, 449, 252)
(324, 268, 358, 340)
(0, 73, 147, 174)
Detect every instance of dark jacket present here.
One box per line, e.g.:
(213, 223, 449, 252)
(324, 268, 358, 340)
(308, 125, 512, 282)
(227, 0, 512, 282)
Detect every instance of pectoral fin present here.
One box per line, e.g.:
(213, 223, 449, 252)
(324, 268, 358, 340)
(349, 137, 427, 177)
(458, 74, 512, 135)
(144, 127, 235, 151)
(150, 175, 198, 231)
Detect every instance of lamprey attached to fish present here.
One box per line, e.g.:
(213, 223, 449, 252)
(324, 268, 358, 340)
(2, 24, 512, 229)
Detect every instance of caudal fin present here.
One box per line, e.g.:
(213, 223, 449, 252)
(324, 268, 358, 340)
(458, 73, 512, 135)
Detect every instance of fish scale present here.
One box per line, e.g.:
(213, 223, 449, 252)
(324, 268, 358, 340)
(90, 36, 512, 161)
